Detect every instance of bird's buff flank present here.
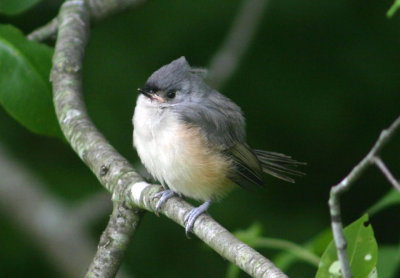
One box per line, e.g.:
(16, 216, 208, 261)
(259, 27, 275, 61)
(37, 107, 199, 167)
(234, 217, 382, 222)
(133, 57, 304, 236)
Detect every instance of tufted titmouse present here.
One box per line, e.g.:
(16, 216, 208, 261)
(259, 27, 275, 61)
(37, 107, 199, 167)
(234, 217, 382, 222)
(133, 57, 304, 236)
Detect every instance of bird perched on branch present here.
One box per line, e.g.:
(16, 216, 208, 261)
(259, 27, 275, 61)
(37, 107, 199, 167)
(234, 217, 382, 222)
(133, 57, 304, 236)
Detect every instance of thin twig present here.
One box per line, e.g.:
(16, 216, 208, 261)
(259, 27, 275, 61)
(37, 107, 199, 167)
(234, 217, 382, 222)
(208, 0, 269, 89)
(27, 0, 146, 42)
(86, 0, 146, 22)
(50, 0, 287, 277)
(374, 157, 400, 192)
(328, 115, 400, 278)
(27, 17, 59, 41)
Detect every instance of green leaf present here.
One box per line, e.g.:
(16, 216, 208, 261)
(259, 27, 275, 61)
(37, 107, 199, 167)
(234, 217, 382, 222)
(367, 189, 400, 216)
(0, 24, 62, 138)
(316, 214, 378, 278)
(377, 245, 400, 278)
(387, 0, 400, 18)
(0, 0, 42, 15)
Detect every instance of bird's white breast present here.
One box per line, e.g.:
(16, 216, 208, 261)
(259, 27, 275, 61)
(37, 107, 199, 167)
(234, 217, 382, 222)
(133, 95, 233, 201)
(133, 96, 175, 185)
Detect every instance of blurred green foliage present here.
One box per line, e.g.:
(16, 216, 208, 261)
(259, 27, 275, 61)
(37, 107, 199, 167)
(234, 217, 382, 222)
(387, 0, 400, 18)
(1, 0, 400, 277)
(0, 0, 42, 15)
(368, 189, 400, 215)
(377, 245, 400, 278)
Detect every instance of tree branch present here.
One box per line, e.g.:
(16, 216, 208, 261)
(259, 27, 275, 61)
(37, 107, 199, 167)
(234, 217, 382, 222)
(27, 0, 146, 41)
(86, 202, 143, 278)
(374, 156, 400, 192)
(328, 115, 400, 278)
(51, 1, 146, 276)
(129, 182, 287, 278)
(50, 0, 287, 277)
(27, 17, 59, 41)
(208, 0, 269, 89)
(86, 0, 146, 22)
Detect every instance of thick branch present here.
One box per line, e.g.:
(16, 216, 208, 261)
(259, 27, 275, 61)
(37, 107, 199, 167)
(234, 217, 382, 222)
(50, 1, 287, 277)
(86, 202, 143, 278)
(51, 1, 145, 276)
(328, 115, 400, 278)
(129, 182, 287, 278)
(208, 0, 269, 89)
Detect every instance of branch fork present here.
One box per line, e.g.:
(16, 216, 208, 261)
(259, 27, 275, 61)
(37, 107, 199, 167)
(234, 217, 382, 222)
(329, 115, 400, 278)
(49, 0, 287, 277)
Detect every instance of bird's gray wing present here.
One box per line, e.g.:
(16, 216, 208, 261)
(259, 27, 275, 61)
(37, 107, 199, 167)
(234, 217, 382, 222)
(253, 150, 306, 183)
(225, 143, 265, 190)
(175, 91, 265, 190)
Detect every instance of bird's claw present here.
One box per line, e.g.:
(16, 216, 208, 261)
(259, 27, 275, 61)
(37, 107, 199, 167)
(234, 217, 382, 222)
(153, 189, 175, 216)
(183, 201, 211, 238)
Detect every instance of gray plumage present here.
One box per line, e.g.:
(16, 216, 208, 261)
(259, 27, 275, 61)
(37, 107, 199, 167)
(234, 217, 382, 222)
(137, 56, 303, 191)
(145, 57, 246, 147)
(133, 57, 305, 235)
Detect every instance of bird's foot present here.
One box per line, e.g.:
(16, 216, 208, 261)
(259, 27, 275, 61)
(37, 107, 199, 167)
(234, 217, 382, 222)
(153, 189, 175, 216)
(184, 200, 211, 238)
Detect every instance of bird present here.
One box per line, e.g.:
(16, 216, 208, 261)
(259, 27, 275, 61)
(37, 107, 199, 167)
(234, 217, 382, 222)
(133, 57, 304, 236)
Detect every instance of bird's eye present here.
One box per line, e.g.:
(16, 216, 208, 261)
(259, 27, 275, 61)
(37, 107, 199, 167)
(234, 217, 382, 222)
(167, 91, 176, 99)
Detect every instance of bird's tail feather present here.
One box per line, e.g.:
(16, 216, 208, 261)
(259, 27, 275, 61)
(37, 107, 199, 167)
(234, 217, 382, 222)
(254, 150, 306, 183)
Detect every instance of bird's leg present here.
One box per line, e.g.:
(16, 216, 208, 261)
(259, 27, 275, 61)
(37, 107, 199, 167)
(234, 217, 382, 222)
(184, 200, 211, 237)
(153, 189, 175, 216)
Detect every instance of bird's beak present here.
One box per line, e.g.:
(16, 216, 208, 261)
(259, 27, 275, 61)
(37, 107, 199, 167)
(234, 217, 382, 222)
(137, 87, 165, 103)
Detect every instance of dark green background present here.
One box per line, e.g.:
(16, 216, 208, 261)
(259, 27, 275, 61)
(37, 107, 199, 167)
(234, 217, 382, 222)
(1, 0, 399, 277)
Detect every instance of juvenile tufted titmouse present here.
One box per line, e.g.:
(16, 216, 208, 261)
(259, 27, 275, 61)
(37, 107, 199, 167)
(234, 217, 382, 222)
(133, 57, 304, 236)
